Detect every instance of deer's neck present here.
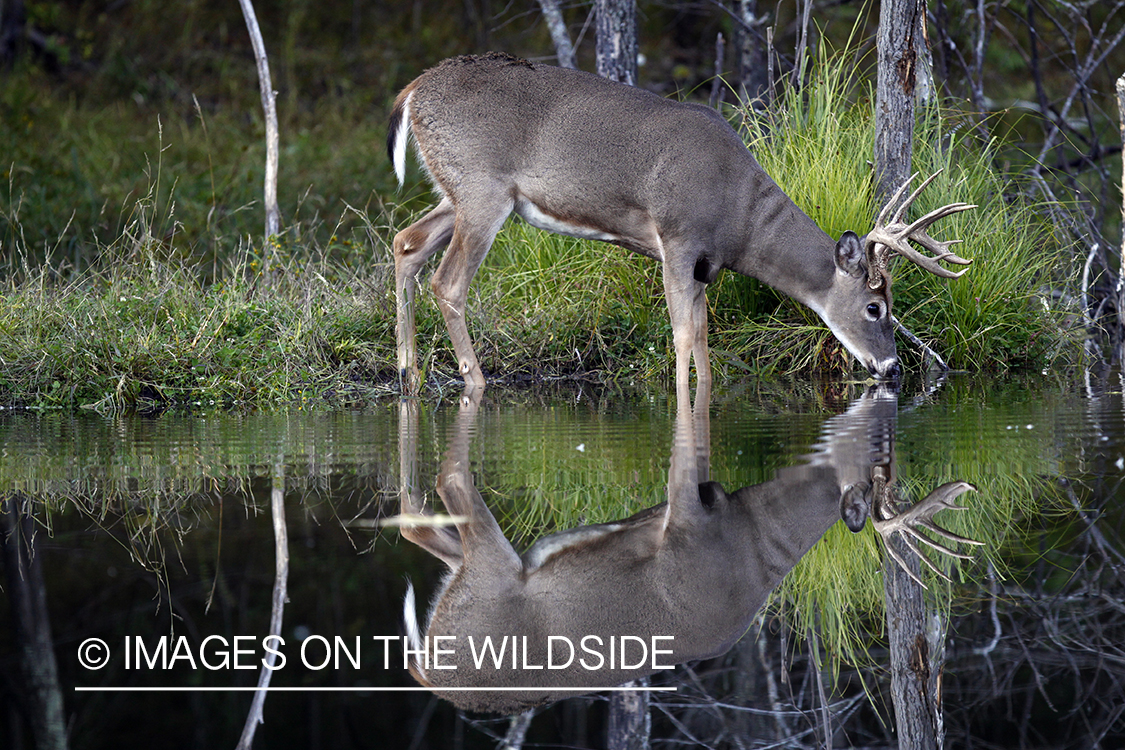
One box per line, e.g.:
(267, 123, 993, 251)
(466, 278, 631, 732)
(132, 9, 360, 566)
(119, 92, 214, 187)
(725, 175, 837, 308)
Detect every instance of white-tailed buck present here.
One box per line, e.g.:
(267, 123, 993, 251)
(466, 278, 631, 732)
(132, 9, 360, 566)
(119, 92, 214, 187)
(388, 53, 975, 394)
(392, 385, 978, 714)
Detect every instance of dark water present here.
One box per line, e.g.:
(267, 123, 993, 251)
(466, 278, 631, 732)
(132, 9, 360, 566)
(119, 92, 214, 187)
(1, 374, 1122, 749)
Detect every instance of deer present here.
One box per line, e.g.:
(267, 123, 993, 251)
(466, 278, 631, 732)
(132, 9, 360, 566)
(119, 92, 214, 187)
(389, 384, 979, 714)
(387, 52, 975, 396)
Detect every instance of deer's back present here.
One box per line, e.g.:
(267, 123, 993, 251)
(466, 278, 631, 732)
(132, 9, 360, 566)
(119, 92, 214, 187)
(402, 54, 754, 219)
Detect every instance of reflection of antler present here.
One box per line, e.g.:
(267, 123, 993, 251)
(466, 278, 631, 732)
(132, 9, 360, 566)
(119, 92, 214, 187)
(873, 480, 984, 588)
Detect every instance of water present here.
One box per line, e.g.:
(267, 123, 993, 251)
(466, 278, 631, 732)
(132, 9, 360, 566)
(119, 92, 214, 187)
(1, 374, 1122, 749)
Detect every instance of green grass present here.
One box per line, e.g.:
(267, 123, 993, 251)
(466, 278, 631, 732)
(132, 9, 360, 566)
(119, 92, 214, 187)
(0, 215, 400, 410)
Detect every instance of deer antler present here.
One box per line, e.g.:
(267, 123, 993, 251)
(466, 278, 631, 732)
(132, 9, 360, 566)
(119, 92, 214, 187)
(872, 480, 984, 588)
(866, 171, 977, 291)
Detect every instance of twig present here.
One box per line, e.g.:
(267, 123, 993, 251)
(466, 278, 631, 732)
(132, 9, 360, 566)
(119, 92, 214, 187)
(893, 315, 949, 371)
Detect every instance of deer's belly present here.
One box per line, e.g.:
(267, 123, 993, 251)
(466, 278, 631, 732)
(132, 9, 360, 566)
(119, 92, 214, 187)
(514, 197, 621, 244)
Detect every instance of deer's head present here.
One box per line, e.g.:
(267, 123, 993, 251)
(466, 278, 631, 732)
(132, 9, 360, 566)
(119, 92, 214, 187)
(821, 172, 975, 380)
(822, 230, 900, 379)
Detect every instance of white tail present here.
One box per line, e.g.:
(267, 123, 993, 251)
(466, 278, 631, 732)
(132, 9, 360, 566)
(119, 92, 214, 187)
(387, 53, 974, 395)
(391, 385, 978, 714)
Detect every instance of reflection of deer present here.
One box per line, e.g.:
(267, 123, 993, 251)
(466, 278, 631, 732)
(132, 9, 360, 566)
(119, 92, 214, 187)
(393, 387, 976, 714)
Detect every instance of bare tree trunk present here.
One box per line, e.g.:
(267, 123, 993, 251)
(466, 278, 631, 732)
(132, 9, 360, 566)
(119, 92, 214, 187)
(709, 31, 726, 109)
(0, 0, 26, 65)
(463, 0, 491, 51)
(538, 0, 577, 69)
(735, 0, 768, 106)
(607, 681, 650, 750)
(1, 493, 69, 750)
(914, 7, 934, 108)
(237, 0, 281, 241)
(874, 0, 926, 206)
(595, 0, 636, 85)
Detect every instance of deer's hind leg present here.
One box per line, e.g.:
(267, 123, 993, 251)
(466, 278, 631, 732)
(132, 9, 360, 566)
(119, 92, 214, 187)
(394, 197, 456, 393)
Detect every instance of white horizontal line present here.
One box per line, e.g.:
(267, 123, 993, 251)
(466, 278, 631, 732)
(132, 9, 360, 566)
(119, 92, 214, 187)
(75, 686, 677, 693)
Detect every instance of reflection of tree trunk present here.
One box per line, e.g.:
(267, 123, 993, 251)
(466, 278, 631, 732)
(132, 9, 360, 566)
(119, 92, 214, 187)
(883, 533, 942, 749)
(607, 680, 649, 750)
(236, 463, 289, 750)
(1116, 73, 1125, 353)
(731, 635, 770, 743)
(0, 493, 69, 750)
(502, 710, 534, 749)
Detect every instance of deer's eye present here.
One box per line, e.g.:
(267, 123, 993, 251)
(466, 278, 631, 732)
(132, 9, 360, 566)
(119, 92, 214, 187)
(866, 303, 882, 320)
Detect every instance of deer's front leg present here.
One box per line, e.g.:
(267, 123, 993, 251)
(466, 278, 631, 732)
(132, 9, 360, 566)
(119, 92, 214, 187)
(394, 199, 456, 394)
(662, 255, 711, 401)
(430, 204, 509, 390)
(436, 391, 521, 571)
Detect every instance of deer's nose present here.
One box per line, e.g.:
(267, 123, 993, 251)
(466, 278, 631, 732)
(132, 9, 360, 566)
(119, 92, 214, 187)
(870, 361, 901, 380)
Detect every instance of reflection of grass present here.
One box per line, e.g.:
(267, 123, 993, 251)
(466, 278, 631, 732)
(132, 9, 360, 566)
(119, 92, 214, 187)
(454, 382, 1079, 678)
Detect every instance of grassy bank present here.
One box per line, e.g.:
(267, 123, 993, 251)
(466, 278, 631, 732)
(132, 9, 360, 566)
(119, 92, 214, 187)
(0, 56, 1079, 410)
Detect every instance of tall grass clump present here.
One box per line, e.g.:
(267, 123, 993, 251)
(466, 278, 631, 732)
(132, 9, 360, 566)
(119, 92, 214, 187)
(713, 50, 1074, 375)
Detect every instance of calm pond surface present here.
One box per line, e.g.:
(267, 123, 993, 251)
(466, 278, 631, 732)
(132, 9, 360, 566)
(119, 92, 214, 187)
(1, 373, 1123, 749)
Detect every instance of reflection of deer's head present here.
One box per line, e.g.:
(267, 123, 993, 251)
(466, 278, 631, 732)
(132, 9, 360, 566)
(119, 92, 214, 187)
(391, 387, 975, 714)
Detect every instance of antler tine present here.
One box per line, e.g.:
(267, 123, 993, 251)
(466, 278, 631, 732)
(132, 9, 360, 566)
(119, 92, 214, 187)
(888, 241, 972, 278)
(882, 540, 934, 588)
(875, 171, 920, 227)
(865, 174, 922, 290)
(885, 535, 953, 588)
(900, 201, 978, 263)
(888, 170, 943, 225)
(865, 169, 978, 282)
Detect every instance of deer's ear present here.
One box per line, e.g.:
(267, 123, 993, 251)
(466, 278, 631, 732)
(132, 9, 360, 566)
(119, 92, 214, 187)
(834, 231, 865, 278)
